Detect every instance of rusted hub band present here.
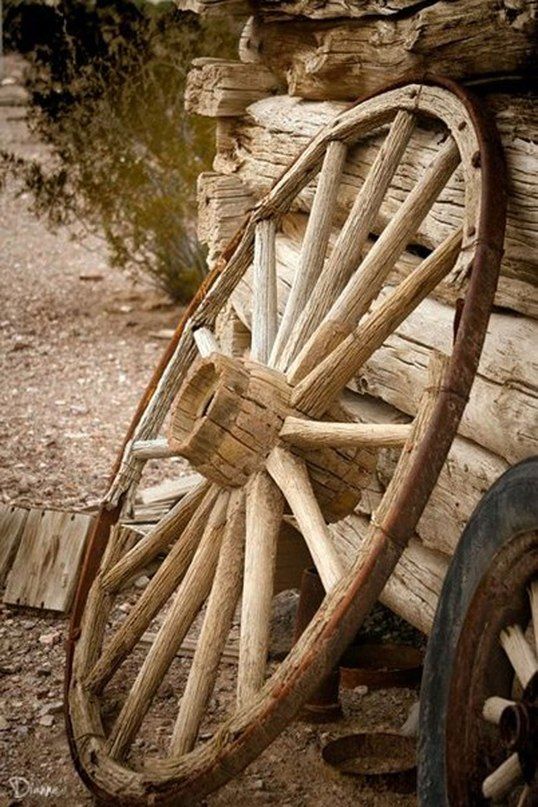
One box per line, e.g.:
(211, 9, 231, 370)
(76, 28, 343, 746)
(500, 672, 538, 784)
(169, 353, 375, 521)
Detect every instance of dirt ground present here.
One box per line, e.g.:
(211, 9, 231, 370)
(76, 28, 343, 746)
(0, 56, 418, 807)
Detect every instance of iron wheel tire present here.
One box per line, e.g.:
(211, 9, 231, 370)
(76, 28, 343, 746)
(418, 456, 538, 805)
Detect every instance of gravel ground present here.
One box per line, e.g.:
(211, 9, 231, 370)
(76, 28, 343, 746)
(0, 56, 419, 807)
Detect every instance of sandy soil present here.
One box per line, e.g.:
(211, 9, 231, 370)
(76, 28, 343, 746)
(0, 56, 418, 807)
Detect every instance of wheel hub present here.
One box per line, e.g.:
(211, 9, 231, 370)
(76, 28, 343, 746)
(168, 353, 376, 521)
(500, 672, 538, 784)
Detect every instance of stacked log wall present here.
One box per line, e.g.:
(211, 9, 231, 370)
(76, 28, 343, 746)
(179, 0, 538, 630)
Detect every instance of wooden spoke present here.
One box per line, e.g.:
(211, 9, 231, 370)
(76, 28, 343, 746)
(266, 447, 343, 591)
(270, 140, 347, 368)
(251, 218, 277, 363)
(101, 480, 211, 593)
(106, 490, 231, 761)
(130, 437, 176, 460)
(482, 753, 523, 801)
(278, 110, 416, 372)
(170, 489, 246, 756)
(237, 472, 284, 708)
(500, 625, 538, 688)
(279, 417, 411, 450)
(86, 488, 223, 694)
(530, 581, 538, 653)
(193, 327, 221, 357)
(482, 696, 515, 725)
(289, 225, 462, 387)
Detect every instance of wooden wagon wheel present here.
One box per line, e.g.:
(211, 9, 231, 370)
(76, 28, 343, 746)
(66, 78, 506, 805)
(419, 457, 538, 806)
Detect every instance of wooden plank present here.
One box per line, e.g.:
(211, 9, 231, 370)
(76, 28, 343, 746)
(135, 472, 203, 507)
(3, 509, 93, 612)
(0, 505, 29, 587)
(185, 58, 281, 117)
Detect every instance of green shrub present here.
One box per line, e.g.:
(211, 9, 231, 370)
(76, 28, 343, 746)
(2, 1, 238, 301)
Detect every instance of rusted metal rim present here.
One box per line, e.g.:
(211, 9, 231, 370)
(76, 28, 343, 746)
(65, 75, 506, 804)
(339, 644, 423, 690)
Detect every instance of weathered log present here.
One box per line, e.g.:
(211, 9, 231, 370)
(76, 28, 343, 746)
(197, 172, 255, 263)
(359, 293, 537, 465)
(240, 3, 538, 99)
(211, 94, 538, 298)
(185, 58, 281, 117)
(343, 389, 510, 555)
(259, 0, 425, 18)
(330, 512, 448, 634)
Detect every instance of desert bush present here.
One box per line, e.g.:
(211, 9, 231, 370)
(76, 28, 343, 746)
(2, 1, 238, 301)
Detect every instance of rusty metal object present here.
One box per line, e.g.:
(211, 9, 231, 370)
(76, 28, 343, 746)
(339, 644, 423, 690)
(294, 568, 342, 721)
(322, 733, 416, 792)
(500, 672, 538, 784)
(65, 76, 506, 805)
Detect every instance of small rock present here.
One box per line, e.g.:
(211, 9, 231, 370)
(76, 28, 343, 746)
(0, 715, 9, 731)
(134, 575, 150, 589)
(401, 701, 420, 737)
(252, 779, 265, 791)
(38, 631, 61, 647)
(38, 714, 55, 727)
(117, 602, 131, 614)
(41, 700, 63, 715)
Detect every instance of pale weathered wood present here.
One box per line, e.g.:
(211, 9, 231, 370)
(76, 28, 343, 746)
(0, 505, 29, 586)
(482, 753, 522, 802)
(270, 139, 347, 367)
(290, 224, 462, 397)
(215, 301, 251, 356)
(131, 437, 175, 460)
(170, 489, 246, 755)
(102, 480, 210, 593)
(136, 473, 204, 507)
(3, 509, 93, 612)
(330, 513, 447, 635)
(482, 696, 515, 725)
(193, 326, 221, 357)
(214, 94, 538, 294)
(241, 4, 538, 100)
(185, 58, 280, 118)
(266, 447, 343, 591)
(107, 491, 233, 760)
(280, 417, 411, 449)
(86, 489, 222, 694)
(237, 472, 283, 707)
(500, 625, 538, 689)
(197, 172, 255, 263)
(281, 110, 417, 372)
(251, 219, 278, 363)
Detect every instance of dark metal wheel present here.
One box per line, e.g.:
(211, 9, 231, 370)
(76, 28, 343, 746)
(419, 457, 538, 805)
